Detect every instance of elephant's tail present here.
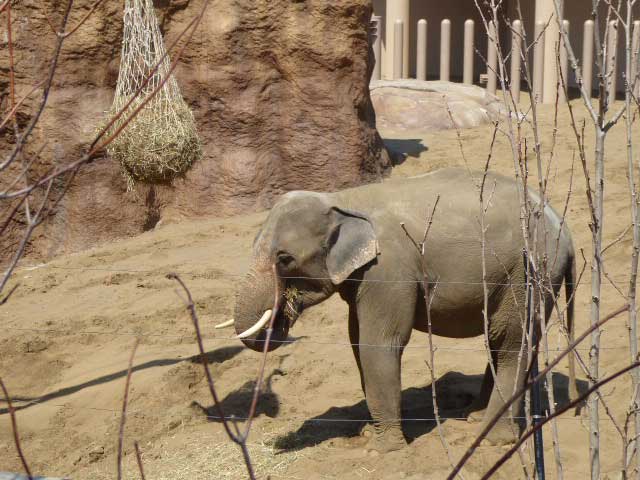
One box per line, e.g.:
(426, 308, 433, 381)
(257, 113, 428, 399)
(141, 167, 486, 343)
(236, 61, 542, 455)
(565, 245, 578, 402)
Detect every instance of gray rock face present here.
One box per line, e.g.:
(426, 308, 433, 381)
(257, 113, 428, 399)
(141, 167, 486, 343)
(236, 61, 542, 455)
(370, 80, 506, 131)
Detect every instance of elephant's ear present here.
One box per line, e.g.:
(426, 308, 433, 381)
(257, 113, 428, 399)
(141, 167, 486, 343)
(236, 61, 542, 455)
(326, 207, 379, 285)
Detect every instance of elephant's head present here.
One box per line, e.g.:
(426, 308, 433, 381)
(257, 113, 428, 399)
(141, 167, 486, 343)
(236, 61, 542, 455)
(231, 192, 379, 352)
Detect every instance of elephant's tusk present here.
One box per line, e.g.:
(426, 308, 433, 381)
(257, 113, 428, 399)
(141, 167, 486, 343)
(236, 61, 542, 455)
(236, 310, 273, 339)
(214, 319, 235, 329)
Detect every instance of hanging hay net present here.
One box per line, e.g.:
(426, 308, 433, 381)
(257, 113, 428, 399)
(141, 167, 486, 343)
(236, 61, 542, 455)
(105, 0, 201, 187)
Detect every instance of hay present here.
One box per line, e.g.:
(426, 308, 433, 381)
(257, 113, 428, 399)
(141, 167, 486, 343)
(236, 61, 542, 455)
(104, 0, 201, 187)
(84, 425, 304, 480)
(107, 100, 201, 186)
(283, 286, 301, 322)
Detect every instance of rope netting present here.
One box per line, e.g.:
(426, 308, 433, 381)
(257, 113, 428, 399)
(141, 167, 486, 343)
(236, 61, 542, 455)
(105, 0, 201, 187)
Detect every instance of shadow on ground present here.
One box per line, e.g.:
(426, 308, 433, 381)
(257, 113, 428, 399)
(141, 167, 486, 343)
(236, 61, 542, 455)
(193, 368, 285, 422)
(0, 345, 244, 415)
(383, 138, 428, 165)
(547, 371, 589, 415)
(273, 370, 482, 452)
(271, 370, 587, 453)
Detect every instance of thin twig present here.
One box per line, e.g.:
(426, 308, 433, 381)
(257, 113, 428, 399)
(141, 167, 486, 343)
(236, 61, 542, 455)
(481, 360, 640, 479)
(402, 198, 462, 476)
(117, 338, 140, 480)
(241, 264, 283, 440)
(134, 441, 146, 480)
(1, 0, 210, 199)
(447, 303, 630, 480)
(1, 0, 74, 173)
(60, 0, 108, 38)
(7, 1, 16, 109)
(0, 283, 19, 305)
(0, 377, 33, 479)
(0, 81, 45, 132)
(603, 224, 633, 256)
(168, 269, 284, 480)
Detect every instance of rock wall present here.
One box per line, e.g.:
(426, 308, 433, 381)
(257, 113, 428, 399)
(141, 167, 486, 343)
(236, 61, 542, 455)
(1, 0, 390, 260)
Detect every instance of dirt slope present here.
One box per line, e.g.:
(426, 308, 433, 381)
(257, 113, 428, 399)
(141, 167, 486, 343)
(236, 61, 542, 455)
(1, 101, 639, 479)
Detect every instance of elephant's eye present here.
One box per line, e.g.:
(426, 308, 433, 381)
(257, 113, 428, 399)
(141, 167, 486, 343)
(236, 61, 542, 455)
(277, 252, 296, 269)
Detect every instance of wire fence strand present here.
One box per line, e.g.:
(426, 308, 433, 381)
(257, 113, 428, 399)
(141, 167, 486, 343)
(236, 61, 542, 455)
(12, 263, 636, 288)
(0, 398, 621, 426)
(1, 325, 627, 353)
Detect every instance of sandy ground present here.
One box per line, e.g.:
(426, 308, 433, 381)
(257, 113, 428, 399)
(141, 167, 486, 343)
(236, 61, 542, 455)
(2, 99, 640, 479)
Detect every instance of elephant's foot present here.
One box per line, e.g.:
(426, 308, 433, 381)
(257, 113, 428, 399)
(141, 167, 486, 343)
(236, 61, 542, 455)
(480, 419, 519, 446)
(364, 424, 406, 454)
(360, 423, 374, 438)
(466, 408, 485, 423)
(465, 393, 491, 423)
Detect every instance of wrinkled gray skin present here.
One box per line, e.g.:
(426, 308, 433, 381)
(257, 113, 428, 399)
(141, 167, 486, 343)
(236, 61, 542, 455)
(234, 167, 576, 452)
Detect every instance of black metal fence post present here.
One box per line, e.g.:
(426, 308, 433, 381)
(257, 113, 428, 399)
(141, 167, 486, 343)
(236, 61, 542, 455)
(525, 250, 546, 480)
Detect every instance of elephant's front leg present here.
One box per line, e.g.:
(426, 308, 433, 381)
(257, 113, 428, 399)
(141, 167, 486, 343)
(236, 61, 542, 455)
(359, 340, 406, 453)
(355, 285, 416, 453)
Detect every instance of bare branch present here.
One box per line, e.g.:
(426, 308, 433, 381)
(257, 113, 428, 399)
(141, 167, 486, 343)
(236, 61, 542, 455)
(0, 82, 45, 132)
(447, 304, 630, 479)
(481, 360, 640, 479)
(134, 441, 146, 480)
(1, 0, 210, 199)
(167, 268, 285, 480)
(0, 283, 19, 305)
(603, 224, 633, 256)
(60, 0, 108, 38)
(1, 0, 74, 173)
(0, 377, 33, 478)
(117, 338, 140, 480)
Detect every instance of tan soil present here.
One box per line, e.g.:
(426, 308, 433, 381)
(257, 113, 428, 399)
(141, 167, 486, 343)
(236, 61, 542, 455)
(1, 100, 639, 479)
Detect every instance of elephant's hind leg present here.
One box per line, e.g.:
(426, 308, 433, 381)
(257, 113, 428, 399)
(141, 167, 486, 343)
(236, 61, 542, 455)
(480, 291, 527, 446)
(466, 360, 495, 422)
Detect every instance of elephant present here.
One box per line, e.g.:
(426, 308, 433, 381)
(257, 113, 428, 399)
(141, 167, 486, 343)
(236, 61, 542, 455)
(229, 167, 577, 452)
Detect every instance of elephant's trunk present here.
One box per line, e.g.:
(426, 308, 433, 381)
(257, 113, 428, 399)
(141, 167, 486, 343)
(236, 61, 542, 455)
(233, 265, 290, 352)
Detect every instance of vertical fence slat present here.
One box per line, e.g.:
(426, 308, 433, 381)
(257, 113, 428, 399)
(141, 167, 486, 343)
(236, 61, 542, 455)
(533, 21, 545, 103)
(440, 19, 451, 82)
(510, 20, 522, 103)
(463, 19, 474, 85)
(487, 20, 497, 94)
(393, 19, 404, 80)
(417, 19, 427, 81)
(606, 20, 618, 102)
(371, 15, 382, 81)
(632, 20, 640, 98)
(582, 19, 594, 98)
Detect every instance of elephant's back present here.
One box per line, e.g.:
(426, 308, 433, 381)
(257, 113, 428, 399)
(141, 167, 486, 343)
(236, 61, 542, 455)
(383, 167, 521, 224)
(334, 167, 523, 238)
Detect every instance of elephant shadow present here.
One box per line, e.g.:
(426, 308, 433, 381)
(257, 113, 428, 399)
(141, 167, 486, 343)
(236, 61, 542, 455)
(187, 345, 245, 365)
(0, 345, 246, 415)
(546, 371, 590, 415)
(272, 370, 587, 453)
(193, 368, 284, 422)
(273, 371, 484, 453)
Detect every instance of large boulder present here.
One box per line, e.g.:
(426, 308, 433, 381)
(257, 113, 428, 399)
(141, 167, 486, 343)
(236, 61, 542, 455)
(370, 79, 506, 131)
(1, 0, 390, 259)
